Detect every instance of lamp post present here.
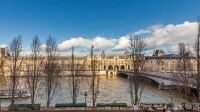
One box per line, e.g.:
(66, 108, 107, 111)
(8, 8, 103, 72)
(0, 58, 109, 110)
(0, 91, 3, 112)
(94, 90, 99, 107)
(84, 92, 88, 111)
(170, 92, 174, 106)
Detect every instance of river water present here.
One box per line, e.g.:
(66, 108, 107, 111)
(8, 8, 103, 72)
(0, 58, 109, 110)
(0, 75, 188, 107)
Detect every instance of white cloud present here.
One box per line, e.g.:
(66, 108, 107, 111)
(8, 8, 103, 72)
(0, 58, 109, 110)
(113, 21, 198, 54)
(113, 35, 130, 50)
(58, 37, 88, 51)
(57, 36, 116, 51)
(90, 36, 116, 50)
(0, 44, 7, 48)
(135, 29, 150, 35)
(41, 44, 47, 50)
(144, 21, 197, 53)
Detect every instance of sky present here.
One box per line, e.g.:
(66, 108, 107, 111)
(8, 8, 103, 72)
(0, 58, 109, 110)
(0, 0, 200, 55)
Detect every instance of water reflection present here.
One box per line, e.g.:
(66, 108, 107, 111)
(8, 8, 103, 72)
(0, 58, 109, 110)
(0, 75, 188, 107)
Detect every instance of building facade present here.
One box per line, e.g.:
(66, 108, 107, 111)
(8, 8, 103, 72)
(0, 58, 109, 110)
(144, 49, 197, 73)
(0, 48, 133, 76)
(0, 48, 198, 76)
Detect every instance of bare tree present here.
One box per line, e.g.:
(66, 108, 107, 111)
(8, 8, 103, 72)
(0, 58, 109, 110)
(129, 33, 145, 105)
(9, 36, 23, 105)
(176, 43, 194, 101)
(70, 46, 76, 103)
(90, 45, 100, 107)
(44, 36, 61, 107)
(69, 46, 81, 104)
(195, 18, 200, 101)
(25, 36, 43, 104)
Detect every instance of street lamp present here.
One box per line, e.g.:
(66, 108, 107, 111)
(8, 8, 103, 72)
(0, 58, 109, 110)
(84, 92, 88, 109)
(170, 92, 174, 106)
(0, 91, 3, 112)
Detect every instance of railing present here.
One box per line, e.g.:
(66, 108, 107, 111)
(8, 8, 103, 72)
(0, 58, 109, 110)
(39, 106, 134, 111)
(118, 70, 197, 88)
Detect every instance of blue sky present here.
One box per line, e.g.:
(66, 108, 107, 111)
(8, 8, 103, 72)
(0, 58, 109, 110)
(0, 0, 199, 54)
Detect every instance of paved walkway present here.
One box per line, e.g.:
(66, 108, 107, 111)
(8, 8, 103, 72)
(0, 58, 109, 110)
(0, 107, 135, 112)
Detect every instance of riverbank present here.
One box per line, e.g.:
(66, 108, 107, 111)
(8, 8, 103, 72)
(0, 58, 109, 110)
(0, 108, 135, 112)
(0, 110, 181, 112)
(0, 110, 134, 112)
(0, 109, 191, 112)
(0, 106, 196, 112)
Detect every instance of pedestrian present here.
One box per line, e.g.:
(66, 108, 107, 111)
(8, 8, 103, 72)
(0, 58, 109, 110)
(133, 105, 139, 112)
(152, 104, 156, 111)
(182, 103, 186, 111)
(163, 108, 165, 112)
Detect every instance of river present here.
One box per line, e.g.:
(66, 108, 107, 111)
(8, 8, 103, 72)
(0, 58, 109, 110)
(0, 75, 188, 107)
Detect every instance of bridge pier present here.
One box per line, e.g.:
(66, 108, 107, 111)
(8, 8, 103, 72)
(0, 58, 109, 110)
(158, 85, 177, 90)
(158, 85, 165, 90)
(107, 71, 117, 77)
(127, 75, 130, 79)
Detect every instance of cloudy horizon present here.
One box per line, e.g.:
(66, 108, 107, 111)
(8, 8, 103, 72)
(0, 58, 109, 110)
(0, 21, 198, 56)
(0, 0, 199, 56)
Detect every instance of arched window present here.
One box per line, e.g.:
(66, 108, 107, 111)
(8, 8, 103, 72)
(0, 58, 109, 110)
(104, 65, 106, 70)
(108, 65, 113, 70)
(120, 65, 125, 70)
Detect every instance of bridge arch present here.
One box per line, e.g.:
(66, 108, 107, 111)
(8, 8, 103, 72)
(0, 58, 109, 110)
(116, 72, 160, 86)
(108, 65, 113, 70)
(120, 65, 125, 70)
(116, 72, 128, 78)
(133, 75, 160, 86)
(114, 65, 119, 71)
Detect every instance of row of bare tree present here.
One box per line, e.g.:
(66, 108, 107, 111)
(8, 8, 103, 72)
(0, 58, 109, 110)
(127, 18, 200, 105)
(6, 36, 61, 107)
(2, 19, 200, 107)
(176, 19, 200, 102)
(0, 35, 102, 108)
(0, 33, 156, 107)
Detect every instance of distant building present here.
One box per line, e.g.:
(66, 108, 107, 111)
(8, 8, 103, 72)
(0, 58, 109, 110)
(144, 49, 196, 72)
(0, 47, 133, 76)
(152, 49, 166, 57)
(0, 48, 198, 76)
(0, 47, 9, 58)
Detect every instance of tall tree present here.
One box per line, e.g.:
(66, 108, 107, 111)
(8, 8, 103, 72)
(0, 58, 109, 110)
(44, 36, 61, 107)
(25, 36, 43, 104)
(9, 36, 22, 105)
(90, 45, 100, 107)
(177, 43, 194, 101)
(195, 18, 200, 100)
(129, 33, 145, 105)
(69, 46, 81, 104)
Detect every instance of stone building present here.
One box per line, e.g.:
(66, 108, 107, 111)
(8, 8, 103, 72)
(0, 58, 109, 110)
(144, 50, 197, 73)
(0, 47, 133, 76)
(0, 47, 197, 76)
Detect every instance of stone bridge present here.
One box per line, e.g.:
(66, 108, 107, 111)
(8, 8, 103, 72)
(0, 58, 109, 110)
(117, 70, 197, 89)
